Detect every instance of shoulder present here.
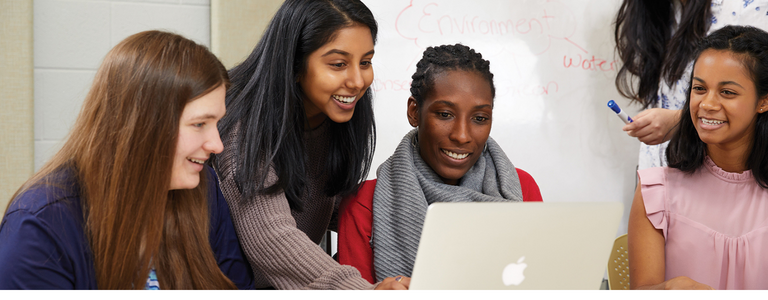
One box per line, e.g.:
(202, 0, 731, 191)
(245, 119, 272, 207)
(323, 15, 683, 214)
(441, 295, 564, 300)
(636, 167, 671, 214)
(0, 171, 89, 289)
(2, 186, 82, 238)
(5, 170, 82, 221)
(637, 167, 670, 186)
(515, 168, 535, 185)
(515, 168, 543, 202)
(340, 179, 376, 213)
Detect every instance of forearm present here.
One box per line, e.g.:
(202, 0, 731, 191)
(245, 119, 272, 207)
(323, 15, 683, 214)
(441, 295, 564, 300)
(220, 175, 372, 289)
(632, 281, 668, 290)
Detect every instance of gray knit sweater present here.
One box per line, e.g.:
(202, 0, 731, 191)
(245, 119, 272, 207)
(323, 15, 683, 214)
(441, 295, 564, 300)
(214, 121, 374, 289)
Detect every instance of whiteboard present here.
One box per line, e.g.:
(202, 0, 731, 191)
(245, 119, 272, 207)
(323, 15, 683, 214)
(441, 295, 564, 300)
(363, 0, 640, 235)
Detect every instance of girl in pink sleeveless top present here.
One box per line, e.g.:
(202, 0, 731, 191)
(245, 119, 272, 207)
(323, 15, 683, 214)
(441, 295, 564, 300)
(629, 25, 768, 290)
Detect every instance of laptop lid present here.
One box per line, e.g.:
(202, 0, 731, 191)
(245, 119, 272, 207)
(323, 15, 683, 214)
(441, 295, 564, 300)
(409, 202, 623, 290)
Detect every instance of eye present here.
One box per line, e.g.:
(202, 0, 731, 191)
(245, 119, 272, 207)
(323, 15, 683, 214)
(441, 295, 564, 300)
(361, 61, 372, 66)
(436, 111, 452, 119)
(692, 86, 706, 92)
(330, 62, 346, 68)
(193, 122, 205, 128)
(722, 89, 737, 96)
(473, 116, 489, 123)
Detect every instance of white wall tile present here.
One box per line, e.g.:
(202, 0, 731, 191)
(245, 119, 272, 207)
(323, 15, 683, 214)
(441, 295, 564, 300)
(115, 0, 182, 4)
(34, 0, 211, 169)
(111, 2, 210, 47)
(181, 0, 209, 5)
(33, 70, 45, 142)
(34, 70, 96, 141)
(35, 140, 65, 171)
(34, 0, 111, 69)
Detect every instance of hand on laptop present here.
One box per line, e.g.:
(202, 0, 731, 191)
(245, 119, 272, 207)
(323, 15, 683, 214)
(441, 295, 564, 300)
(375, 276, 410, 290)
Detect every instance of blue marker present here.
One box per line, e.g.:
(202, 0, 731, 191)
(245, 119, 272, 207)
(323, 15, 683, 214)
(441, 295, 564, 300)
(607, 100, 633, 124)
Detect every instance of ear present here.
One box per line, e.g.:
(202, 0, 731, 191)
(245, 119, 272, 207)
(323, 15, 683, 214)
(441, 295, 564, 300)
(758, 95, 768, 114)
(407, 96, 420, 128)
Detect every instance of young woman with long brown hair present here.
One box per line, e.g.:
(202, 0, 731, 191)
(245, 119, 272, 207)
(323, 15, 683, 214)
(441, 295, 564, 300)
(0, 30, 253, 289)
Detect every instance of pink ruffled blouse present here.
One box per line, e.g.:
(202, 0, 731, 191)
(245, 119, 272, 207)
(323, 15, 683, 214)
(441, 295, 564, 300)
(638, 157, 768, 289)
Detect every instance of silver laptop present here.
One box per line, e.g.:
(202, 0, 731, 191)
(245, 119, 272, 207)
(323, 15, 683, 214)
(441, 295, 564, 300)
(409, 202, 623, 290)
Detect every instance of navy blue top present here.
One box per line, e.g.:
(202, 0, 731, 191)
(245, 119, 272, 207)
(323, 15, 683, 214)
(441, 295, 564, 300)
(0, 166, 254, 289)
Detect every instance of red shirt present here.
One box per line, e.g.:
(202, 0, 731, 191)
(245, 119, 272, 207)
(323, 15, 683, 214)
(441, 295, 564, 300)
(337, 168, 543, 283)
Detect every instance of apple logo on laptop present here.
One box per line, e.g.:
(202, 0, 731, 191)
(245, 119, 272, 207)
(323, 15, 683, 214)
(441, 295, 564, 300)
(502, 256, 527, 286)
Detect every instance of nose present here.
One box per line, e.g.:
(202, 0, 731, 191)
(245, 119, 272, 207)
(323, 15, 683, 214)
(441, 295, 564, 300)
(205, 128, 224, 155)
(345, 65, 365, 91)
(449, 119, 472, 145)
(699, 90, 721, 112)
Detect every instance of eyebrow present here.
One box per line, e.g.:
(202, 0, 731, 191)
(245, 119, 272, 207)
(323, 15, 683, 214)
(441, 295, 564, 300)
(186, 113, 220, 121)
(692, 77, 745, 89)
(321, 49, 375, 58)
(432, 100, 492, 110)
(432, 100, 456, 107)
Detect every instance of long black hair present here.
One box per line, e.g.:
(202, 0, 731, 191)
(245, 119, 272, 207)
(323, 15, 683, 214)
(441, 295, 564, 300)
(410, 44, 495, 108)
(212, 0, 378, 210)
(614, 0, 711, 108)
(667, 25, 768, 188)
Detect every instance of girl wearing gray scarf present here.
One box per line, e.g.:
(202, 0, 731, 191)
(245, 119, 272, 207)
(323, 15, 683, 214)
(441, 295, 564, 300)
(337, 44, 543, 284)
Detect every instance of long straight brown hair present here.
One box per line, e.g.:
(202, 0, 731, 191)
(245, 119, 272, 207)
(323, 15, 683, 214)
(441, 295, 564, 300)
(10, 31, 236, 289)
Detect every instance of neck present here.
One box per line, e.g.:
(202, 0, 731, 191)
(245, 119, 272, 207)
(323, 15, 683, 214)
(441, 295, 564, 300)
(707, 143, 751, 173)
(305, 113, 326, 130)
(303, 99, 327, 130)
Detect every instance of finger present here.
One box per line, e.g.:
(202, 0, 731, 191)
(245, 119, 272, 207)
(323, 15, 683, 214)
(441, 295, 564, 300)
(632, 109, 652, 120)
(377, 276, 410, 290)
(621, 118, 651, 137)
(631, 124, 659, 141)
(398, 276, 411, 289)
(391, 282, 408, 290)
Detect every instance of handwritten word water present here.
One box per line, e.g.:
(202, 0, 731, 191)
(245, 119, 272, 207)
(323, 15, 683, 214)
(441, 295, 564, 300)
(563, 54, 617, 72)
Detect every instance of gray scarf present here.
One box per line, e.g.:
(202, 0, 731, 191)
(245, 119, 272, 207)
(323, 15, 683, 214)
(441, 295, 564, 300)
(371, 129, 523, 281)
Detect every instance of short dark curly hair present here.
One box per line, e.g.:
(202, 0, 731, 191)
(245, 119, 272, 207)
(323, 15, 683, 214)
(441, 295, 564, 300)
(409, 43, 495, 107)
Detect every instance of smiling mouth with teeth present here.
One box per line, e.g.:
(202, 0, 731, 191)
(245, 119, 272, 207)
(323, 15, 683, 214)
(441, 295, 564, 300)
(187, 158, 205, 165)
(332, 95, 355, 104)
(442, 149, 469, 160)
(701, 118, 726, 126)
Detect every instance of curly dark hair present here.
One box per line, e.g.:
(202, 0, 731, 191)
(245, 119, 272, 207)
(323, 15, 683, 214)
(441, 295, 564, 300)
(410, 44, 495, 107)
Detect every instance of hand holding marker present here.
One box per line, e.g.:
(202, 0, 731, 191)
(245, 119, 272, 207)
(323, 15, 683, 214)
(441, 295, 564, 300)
(607, 100, 633, 124)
